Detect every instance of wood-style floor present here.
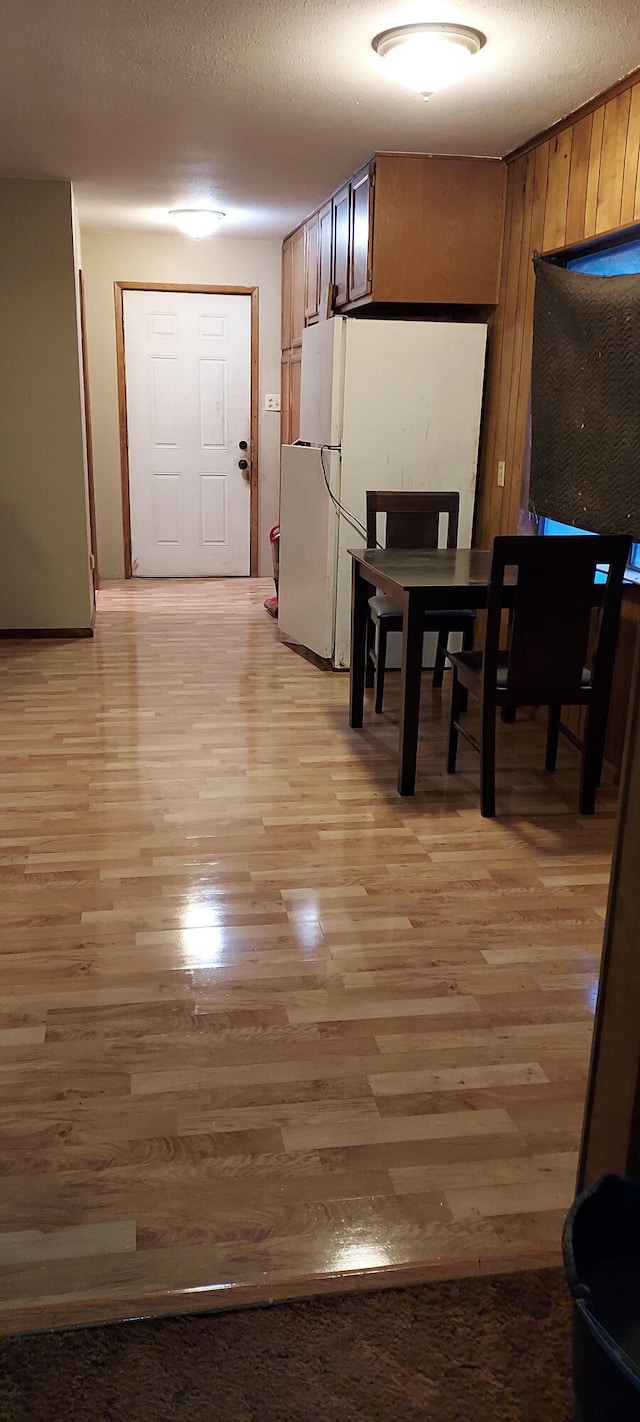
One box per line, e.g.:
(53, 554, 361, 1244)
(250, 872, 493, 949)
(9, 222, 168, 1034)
(0, 579, 616, 1334)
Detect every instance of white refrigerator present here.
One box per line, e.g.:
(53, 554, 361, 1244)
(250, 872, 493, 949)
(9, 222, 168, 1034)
(278, 317, 487, 669)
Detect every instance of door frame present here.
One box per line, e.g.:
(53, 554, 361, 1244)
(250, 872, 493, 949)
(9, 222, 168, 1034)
(79, 270, 100, 590)
(114, 282, 259, 578)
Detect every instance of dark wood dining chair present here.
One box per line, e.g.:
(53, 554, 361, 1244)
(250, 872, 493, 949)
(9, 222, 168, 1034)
(366, 490, 476, 714)
(446, 533, 631, 817)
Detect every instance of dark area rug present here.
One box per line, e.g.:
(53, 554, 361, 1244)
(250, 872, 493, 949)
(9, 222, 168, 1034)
(0, 1268, 572, 1422)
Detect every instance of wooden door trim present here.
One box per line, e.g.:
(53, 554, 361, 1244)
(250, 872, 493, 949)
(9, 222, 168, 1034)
(79, 270, 99, 589)
(114, 282, 259, 579)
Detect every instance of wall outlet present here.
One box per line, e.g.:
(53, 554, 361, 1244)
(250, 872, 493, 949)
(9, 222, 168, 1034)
(497, 460, 506, 487)
(265, 394, 281, 412)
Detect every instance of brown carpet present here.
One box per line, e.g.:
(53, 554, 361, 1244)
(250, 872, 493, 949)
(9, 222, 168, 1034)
(0, 1269, 572, 1422)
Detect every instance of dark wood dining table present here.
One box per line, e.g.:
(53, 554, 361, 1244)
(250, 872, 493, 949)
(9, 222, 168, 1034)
(348, 546, 512, 796)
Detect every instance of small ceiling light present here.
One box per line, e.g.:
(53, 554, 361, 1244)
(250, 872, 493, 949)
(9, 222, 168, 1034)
(372, 22, 486, 99)
(169, 209, 225, 239)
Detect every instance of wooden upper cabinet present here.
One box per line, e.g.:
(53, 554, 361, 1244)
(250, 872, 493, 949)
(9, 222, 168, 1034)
(304, 213, 319, 323)
(281, 237, 293, 350)
(369, 154, 506, 307)
(282, 226, 305, 349)
(290, 225, 305, 346)
(281, 152, 506, 347)
(349, 163, 374, 303)
(318, 201, 333, 321)
(333, 183, 350, 309)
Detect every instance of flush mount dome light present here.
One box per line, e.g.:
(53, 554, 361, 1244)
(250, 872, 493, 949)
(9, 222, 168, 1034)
(372, 22, 486, 98)
(169, 208, 225, 238)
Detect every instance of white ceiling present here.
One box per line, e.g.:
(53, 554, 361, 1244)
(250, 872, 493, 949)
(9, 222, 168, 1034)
(1, 0, 639, 240)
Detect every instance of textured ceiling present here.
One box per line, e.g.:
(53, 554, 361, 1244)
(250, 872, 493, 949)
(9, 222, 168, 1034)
(1, 0, 639, 238)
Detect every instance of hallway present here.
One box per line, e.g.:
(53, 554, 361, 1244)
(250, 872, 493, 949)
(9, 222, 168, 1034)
(0, 580, 616, 1332)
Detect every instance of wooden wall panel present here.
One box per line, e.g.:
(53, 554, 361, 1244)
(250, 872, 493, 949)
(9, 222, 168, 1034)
(565, 113, 593, 244)
(595, 91, 631, 233)
(475, 156, 525, 546)
(542, 132, 572, 251)
(476, 69, 640, 549)
(584, 107, 606, 235)
(505, 145, 549, 536)
(621, 86, 640, 224)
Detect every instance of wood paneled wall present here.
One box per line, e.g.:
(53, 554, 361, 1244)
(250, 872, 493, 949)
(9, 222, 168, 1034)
(476, 72, 640, 546)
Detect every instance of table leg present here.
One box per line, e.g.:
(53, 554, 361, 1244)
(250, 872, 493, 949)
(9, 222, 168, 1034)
(349, 558, 368, 729)
(398, 591, 424, 795)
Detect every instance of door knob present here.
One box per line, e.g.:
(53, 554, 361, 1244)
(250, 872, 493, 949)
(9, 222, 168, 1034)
(239, 440, 248, 451)
(238, 459, 249, 470)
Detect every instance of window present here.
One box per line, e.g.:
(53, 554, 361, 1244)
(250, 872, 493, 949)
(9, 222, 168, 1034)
(539, 516, 626, 583)
(567, 236, 640, 277)
(540, 517, 640, 578)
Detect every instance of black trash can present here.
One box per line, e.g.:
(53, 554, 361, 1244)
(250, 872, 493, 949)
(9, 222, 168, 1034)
(563, 1174, 640, 1421)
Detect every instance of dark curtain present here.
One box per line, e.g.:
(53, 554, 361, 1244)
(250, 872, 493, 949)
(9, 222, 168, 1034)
(530, 255, 640, 538)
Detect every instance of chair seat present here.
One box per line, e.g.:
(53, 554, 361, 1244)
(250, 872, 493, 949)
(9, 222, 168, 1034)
(448, 648, 593, 690)
(369, 594, 476, 629)
(368, 594, 404, 621)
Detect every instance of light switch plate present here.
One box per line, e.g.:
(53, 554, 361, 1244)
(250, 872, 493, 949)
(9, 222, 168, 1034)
(265, 394, 281, 412)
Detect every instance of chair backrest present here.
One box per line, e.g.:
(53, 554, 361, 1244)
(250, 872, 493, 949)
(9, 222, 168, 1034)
(484, 534, 631, 705)
(366, 490, 460, 552)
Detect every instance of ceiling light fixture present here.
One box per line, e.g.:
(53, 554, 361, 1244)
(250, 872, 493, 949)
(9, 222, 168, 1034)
(169, 208, 225, 239)
(372, 22, 486, 99)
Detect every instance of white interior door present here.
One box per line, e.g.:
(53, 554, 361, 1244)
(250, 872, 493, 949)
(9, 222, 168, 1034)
(123, 290, 252, 576)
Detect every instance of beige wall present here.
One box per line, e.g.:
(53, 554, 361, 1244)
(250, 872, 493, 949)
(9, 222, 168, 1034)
(80, 231, 282, 579)
(0, 178, 93, 629)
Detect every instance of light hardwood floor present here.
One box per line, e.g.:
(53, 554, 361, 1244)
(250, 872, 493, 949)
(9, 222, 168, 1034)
(0, 579, 616, 1333)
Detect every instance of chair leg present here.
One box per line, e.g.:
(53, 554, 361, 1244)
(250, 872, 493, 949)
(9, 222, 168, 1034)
(591, 714, 608, 790)
(480, 703, 497, 817)
(546, 705, 561, 772)
(374, 625, 388, 714)
(500, 611, 516, 722)
(447, 670, 465, 773)
(579, 706, 603, 815)
(432, 631, 447, 689)
(595, 729, 607, 789)
(365, 615, 375, 689)
(460, 622, 474, 712)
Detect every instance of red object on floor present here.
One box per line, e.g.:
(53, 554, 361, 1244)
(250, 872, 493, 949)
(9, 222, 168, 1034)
(263, 595, 278, 618)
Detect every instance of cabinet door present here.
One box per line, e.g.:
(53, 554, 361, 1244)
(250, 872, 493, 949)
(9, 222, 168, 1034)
(350, 164, 374, 302)
(318, 200, 333, 320)
(333, 184, 350, 308)
(370, 153, 506, 305)
(280, 353, 291, 448)
(291, 226, 305, 346)
(289, 349, 302, 443)
(304, 213, 319, 323)
(281, 238, 292, 350)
